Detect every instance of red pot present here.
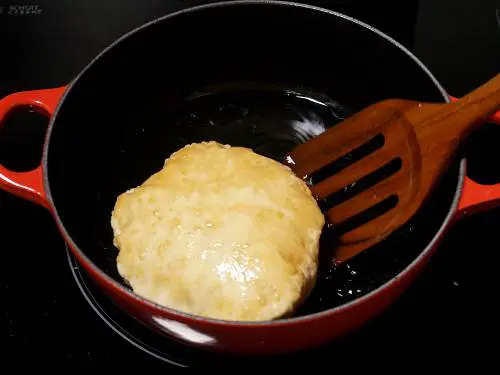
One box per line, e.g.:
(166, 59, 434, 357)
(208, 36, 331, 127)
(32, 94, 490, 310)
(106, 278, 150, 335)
(1, 1, 499, 355)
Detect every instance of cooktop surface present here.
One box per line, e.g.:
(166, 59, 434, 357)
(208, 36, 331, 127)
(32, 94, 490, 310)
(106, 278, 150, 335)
(2, 0, 499, 370)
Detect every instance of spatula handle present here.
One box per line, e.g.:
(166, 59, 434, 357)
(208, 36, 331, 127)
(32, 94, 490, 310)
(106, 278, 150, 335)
(446, 73, 500, 139)
(450, 95, 500, 124)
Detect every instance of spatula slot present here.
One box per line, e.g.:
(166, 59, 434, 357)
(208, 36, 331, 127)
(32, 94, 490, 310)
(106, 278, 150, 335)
(334, 194, 399, 235)
(306, 134, 385, 186)
(318, 157, 403, 211)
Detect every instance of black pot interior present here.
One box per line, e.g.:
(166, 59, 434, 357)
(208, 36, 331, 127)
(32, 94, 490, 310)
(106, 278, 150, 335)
(46, 2, 460, 317)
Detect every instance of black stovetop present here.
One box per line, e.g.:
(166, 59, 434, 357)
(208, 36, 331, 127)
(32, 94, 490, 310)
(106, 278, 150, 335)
(2, 0, 499, 370)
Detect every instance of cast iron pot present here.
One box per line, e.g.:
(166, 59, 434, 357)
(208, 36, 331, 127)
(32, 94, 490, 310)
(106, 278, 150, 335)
(1, 1, 499, 355)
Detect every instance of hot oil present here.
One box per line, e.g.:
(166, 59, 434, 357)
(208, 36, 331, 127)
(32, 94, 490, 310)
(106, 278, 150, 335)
(165, 85, 351, 166)
(105, 83, 438, 316)
(153, 84, 373, 315)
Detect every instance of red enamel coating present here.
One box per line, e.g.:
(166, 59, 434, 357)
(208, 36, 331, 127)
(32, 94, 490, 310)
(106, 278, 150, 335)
(69, 216, 451, 354)
(449, 96, 500, 217)
(458, 177, 500, 217)
(0, 86, 498, 354)
(63, 94, 500, 353)
(0, 87, 67, 208)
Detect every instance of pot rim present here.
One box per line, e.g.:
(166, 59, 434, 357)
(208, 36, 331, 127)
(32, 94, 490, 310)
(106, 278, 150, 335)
(42, 0, 464, 327)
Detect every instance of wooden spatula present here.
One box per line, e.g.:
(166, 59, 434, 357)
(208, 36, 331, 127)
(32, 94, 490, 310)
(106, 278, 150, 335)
(285, 73, 500, 263)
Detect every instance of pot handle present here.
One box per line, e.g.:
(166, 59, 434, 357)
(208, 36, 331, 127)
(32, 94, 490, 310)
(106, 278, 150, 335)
(450, 96, 500, 217)
(0, 87, 67, 208)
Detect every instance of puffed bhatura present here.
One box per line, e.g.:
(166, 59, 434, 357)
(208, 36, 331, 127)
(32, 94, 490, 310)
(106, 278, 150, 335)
(111, 141, 325, 321)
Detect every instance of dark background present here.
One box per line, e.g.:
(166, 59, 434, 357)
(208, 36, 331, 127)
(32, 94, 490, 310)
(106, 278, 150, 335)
(1, 0, 499, 370)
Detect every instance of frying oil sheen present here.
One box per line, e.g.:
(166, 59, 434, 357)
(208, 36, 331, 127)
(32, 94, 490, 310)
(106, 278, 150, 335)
(112, 84, 409, 315)
(160, 85, 372, 314)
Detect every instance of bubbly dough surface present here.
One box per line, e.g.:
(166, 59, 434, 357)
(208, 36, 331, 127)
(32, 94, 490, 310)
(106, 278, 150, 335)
(111, 141, 325, 321)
